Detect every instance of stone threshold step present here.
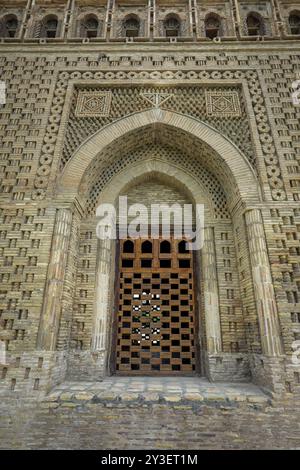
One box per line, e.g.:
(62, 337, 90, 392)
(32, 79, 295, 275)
(44, 377, 270, 406)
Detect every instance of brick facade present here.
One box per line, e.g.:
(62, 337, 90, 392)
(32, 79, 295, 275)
(0, 0, 300, 449)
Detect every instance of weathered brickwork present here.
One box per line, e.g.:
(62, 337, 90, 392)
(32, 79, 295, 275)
(1, 380, 300, 450)
(0, 0, 300, 449)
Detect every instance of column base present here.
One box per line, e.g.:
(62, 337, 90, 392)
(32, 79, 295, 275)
(204, 352, 251, 382)
(66, 350, 106, 381)
(250, 354, 286, 396)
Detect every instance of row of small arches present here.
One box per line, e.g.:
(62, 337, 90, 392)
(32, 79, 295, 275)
(0, 14, 58, 38)
(123, 240, 189, 254)
(1, 12, 300, 39)
(0, 13, 180, 39)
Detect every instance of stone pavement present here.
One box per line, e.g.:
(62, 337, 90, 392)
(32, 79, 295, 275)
(47, 376, 269, 404)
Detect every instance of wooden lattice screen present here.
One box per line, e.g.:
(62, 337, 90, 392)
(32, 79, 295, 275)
(115, 238, 197, 375)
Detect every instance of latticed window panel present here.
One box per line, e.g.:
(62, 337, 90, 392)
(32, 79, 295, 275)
(115, 238, 197, 375)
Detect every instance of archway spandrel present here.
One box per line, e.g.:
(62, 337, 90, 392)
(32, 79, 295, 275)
(59, 110, 261, 208)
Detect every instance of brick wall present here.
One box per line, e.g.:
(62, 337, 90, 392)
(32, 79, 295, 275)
(1, 394, 300, 449)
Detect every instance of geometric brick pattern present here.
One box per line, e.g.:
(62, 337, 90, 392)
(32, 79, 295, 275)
(62, 84, 254, 171)
(205, 90, 241, 117)
(84, 141, 230, 219)
(1, 1, 300, 450)
(0, 1, 299, 398)
(75, 91, 112, 117)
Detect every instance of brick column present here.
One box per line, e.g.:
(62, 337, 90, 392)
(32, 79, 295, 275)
(92, 238, 113, 351)
(37, 208, 73, 350)
(245, 209, 283, 356)
(202, 227, 222, 354)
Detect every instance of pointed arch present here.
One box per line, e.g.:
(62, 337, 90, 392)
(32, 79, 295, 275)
(58, 109, 261, 209)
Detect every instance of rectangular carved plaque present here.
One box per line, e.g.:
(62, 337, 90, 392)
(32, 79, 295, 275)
(75, 90, 112, 117)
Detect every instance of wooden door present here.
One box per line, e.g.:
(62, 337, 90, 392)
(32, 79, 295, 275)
(115, 237, 197, 375)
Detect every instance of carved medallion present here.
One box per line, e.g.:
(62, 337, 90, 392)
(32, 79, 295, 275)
(75, 90, 112, 117)
(205, 90, 241, 117)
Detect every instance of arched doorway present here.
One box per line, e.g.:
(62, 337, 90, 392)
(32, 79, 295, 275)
(38, 109, 283, 385)
(89, 154, 227, 379)
(112, 176, 200, 375)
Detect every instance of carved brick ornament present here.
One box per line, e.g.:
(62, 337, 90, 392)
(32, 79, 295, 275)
(205, 90, 241, 117)
(75, 90, 112, 117)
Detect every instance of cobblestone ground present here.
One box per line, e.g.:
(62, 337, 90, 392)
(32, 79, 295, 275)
(1, 377, 300, 449)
